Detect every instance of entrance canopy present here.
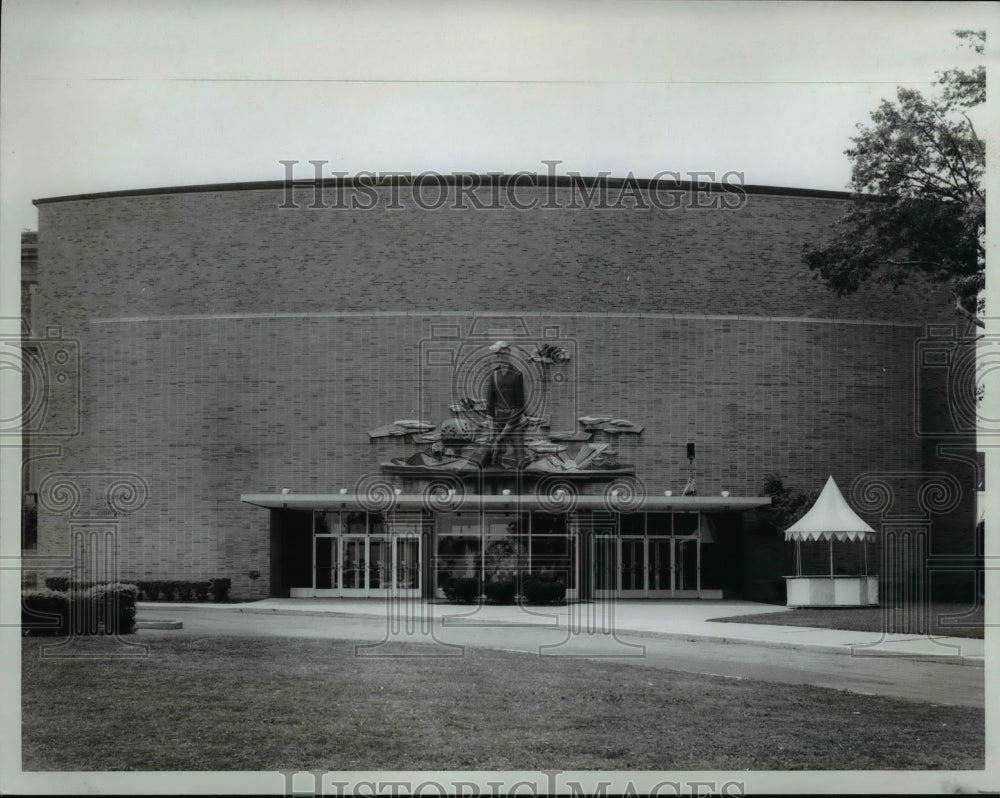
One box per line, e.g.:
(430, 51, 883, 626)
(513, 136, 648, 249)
(241, 492, 771, 514)
(784, 476, 876, 542)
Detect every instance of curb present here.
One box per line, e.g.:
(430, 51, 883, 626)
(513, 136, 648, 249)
(135, 620, 183, 630)
(135, 604, 984, 667)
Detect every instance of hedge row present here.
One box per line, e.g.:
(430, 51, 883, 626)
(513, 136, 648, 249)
(45, 577, 231, 602)
(22, 584, 138, 636)
(442, 574, 566, 605)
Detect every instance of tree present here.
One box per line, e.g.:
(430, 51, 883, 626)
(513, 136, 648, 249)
(803, 30, 985, 327)
(758, 473, 819, 531)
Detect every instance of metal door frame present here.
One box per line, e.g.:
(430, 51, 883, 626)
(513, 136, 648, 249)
(391, 533, 421, 598)
(592, 533, 702, 597)
(313, 534, 339, 597)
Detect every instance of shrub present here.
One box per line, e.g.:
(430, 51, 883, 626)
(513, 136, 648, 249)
(521, 574, 566, 605)
(136, 581, 159, 601)
(87, 583, 138, 634)
(132, 579, 221, 602)
(209, 577, 231, 603)
(46, 578, 228, 603)
(442, 576, 481, 604)
(21, 584, 138, 636)
(484, 577, 517, 605)
(22, 589, 70, 636)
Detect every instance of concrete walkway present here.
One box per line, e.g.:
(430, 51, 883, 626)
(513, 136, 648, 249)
(137, 598, 984, 665)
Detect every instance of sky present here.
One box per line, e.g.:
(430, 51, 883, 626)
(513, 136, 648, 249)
(1, 1, 995, 225)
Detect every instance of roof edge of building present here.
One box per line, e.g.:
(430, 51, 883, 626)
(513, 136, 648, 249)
(33, 174, 855, 206)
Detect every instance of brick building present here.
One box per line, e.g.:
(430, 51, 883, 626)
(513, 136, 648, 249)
(22, 175, 980, 602)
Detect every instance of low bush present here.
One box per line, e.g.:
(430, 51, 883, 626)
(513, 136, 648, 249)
(136, 581, 159, 601)
(484, 577, 517, 605)
(521, 574, 566, 605)
(85, 583, 139, 634)
(44, 578, 112, 592)
(22, 584, 138, 636)
(43, 578, 229, 603)
(44, 577, 71, 593)
(209, 577, 231, 603)
(22, 589, 70, 636)
(442, 577, 481, 604)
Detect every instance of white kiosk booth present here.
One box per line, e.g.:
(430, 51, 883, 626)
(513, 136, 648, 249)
(783, 476, 878, 608)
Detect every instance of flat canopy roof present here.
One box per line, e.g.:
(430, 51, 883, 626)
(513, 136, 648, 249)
(240, 493, 771, 513)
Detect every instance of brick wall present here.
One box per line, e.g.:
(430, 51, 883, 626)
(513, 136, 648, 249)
(29, 181, 973, 598)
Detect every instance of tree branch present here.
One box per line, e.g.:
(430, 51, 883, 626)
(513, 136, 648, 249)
(952, 291, 985, 329)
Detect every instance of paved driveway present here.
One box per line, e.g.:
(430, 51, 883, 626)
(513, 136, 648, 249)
(138, 605, 985, 709)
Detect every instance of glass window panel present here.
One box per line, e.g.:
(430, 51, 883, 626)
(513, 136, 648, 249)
(435, 534, 481, 591)
(647, 513, 672, 535)
(438, 514, 481, 536)
(395, 538, 419, 589)
(620, 513, 645, 536)
(530, 535, 575, 588)
(315, 537, 335, 589)
(342, 539, 364, 588)
(620, 538, 644, 591)
(369, 514, 384, 536)
(315, 512, 338, 535)
(649, 538, 671, 590)
(368, 537, 386, 588)
(486, 514, 520, 538)
(345, 511, 367, 536)
(571, 511, 614, 538)
(531, 513, 567, 535)
(674, 513, 699, 536)
(485, 517, 525, 584)
(594, 536, 617, 591)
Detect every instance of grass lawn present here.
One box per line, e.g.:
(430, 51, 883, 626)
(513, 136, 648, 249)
(709, 603, 984, 639)
(22, 634, 982, 771)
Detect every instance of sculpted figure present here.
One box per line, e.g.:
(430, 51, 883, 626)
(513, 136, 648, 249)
(484, 341, 527, 468)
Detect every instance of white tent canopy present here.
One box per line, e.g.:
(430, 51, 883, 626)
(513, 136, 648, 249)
(784, 476, 877, 542)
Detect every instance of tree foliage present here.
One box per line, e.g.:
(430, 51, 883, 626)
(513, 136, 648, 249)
(759, 473, 819, 531)
(803, 30, 985, 325)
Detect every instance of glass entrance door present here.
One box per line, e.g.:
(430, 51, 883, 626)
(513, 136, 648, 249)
(339, 535, 420, 597)
(393, 536, 421, 596)
(593, 535, 617, 598)
(367, 536, 388, 596)
(620, 537, 646, 597)
(340, 537, 367, 596)
(314, 535, 338, 596)
(593, 532, 701, 597)
(647, 538, 673, 596)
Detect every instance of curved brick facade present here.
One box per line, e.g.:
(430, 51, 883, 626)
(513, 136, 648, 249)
(27, 178, 977, 600)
